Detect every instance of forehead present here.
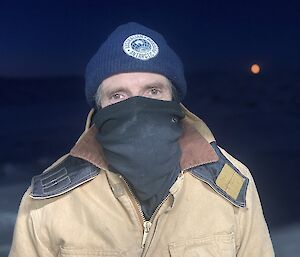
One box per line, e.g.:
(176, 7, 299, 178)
(100, 72, 171, 90)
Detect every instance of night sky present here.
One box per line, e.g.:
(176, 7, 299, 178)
(0, 0, 300, 231)
(1, 0, 299, 77)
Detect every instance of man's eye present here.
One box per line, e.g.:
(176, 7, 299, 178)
(111, 93, 123, 99)
(149, 88, 160, 95)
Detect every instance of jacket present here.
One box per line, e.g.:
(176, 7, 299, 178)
(9, 106, 275, 257)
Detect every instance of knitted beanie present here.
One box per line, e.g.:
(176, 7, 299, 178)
(85, 22, 187, 107)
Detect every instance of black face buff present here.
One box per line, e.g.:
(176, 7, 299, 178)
(93, 96, 185, 219)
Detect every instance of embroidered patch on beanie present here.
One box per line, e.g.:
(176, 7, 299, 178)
(123, 34, 159, 61)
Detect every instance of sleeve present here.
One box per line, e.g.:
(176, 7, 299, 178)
(8, 188, 55, 257)
(236, 170, 275, 257)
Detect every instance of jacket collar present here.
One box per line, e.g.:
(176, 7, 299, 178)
(70, 105, 219, 171)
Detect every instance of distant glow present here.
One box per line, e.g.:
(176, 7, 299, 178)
(251, 64, 261, 74)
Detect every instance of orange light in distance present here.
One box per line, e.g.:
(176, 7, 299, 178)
(251, 64, 260, 74)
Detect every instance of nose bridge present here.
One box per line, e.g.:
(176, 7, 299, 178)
(130, 82, 146, 97)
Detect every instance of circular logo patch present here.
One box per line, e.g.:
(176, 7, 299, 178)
(123, 34, 159, 60)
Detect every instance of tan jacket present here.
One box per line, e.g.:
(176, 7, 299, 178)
(9, 107, 275, 257)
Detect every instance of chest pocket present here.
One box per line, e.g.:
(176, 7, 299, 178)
(168, 233, 236, 257)
(59, 247, 123, 257)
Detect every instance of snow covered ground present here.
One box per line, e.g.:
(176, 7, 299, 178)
(272, 223, 300, 257)
(0, 183, 28, 257)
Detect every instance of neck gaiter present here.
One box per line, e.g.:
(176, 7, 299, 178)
(93, 96, 184, 219)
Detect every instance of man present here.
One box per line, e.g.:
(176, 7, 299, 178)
(9, 22, 274, 256)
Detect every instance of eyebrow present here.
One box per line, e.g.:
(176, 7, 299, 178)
(101, 80, 172, 98)
(102, 86, 130, 97)
(143, 81, 171, 90)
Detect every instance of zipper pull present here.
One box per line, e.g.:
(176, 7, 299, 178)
(141, 221, 152, 249)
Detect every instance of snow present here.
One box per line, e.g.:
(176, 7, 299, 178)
(0, 212, 17, 257)
(0, 183, 28, 257)
(272, 223, 300, 257)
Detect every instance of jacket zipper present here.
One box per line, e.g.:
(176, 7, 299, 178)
(141, 172, 184, 250)
(141, 221, 152, 249)
(119, 175, 146, 226)
(141, 194, 171, 250)
(119, 175, 171, 249)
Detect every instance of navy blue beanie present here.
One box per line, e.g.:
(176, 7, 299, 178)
(85, 22, 187, 107)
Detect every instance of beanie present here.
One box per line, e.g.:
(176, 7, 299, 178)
(85, 22, 187, 107)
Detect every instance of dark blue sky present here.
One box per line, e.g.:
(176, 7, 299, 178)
(0, 0, 299, 77)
